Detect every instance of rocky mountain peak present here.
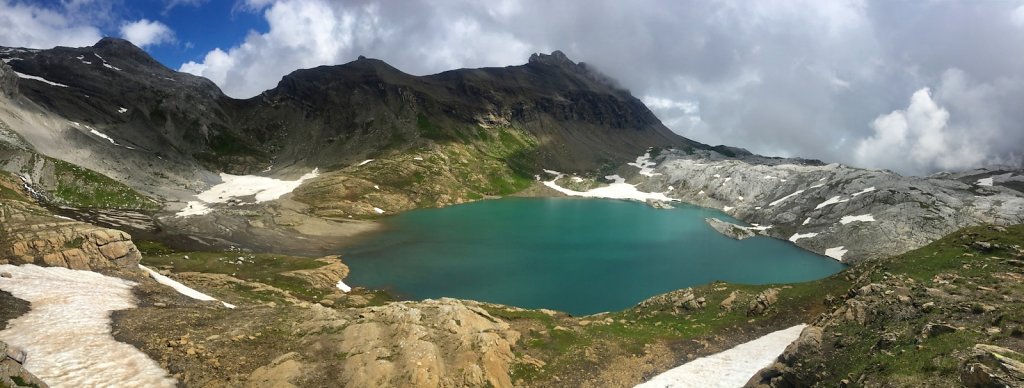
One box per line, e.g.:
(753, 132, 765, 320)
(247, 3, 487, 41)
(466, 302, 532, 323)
(90, 37, 162, 68)
(528, 50, 576, 68)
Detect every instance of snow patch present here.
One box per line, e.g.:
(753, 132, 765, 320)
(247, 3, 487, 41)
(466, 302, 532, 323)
(89, 129, 118, 144)
(635, 325, 807, 388)
(413, 156, 424, 161)
(13, 71, 68, 87)
(118, 107, 128, 114)
(815, 196, 849, 210)
(723, 206, 734, 212)
(789, 232, 819, 242)
(139, 265, 235, 308)
(356, 159, 374, 166)
(976, 177, 993, 186)
(0, 264, 177, 387)
(627, 151, 662, 177)
(839, 214, 875, 225)
(543, 171, 675, 202)
(769, 190, 804, 207)
(336, 280, 352, 293)
(824, 247, 848, 261)
(851, 187, 876, 197)
(103, 63, 122, 71)
(175, 169, 320, 217)
(373, 207, 385, 214)
(802, 217, 811, 225)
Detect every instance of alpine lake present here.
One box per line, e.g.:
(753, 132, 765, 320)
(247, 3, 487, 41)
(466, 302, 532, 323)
(341, 197, 844, 316)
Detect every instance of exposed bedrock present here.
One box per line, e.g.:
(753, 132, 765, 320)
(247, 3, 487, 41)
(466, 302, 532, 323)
(633, 149, 1024, 264)
(0, 199, 141, 271)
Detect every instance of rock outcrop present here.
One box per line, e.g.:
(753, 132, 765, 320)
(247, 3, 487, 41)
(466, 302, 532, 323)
(629, 149, 1024, 264)
(747, 288, 780, 316)
(704, 217, 757, 240)
(745, 325, 824, 387)
(961, 344, 1024, 387)
(636, 287, 707, 314)
(0, 340, 49, 388)
(336, 299, 521, 388)
(281, 255, 349, 290)
(0, 199, 141, 270)
(0, 62, 16, 98)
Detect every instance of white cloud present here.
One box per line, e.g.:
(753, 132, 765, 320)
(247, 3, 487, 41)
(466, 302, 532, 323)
(180, 0, 532, 98)
(119, 19, 176, 47)
(853, 87, 987, 175)
(0, 1, 103, 49)
(1012, 4, 1024, 27)
(164, 0, 208, 12)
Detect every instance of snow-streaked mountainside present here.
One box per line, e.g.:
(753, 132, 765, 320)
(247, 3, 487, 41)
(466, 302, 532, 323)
(590, 148, 1024, 264)
(2, 38, 1023, 262)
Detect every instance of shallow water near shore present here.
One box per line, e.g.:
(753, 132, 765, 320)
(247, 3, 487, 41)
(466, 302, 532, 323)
(342, 197, 844, 315)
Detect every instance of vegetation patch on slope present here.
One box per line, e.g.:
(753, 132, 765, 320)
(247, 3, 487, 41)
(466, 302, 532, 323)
(292, 124, 539, 218)
(746, 224, 1024, 387)
(50, 158, 159, 210)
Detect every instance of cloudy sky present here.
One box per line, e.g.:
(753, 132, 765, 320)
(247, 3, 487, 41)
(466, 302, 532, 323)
(2, 0, 1023, 176)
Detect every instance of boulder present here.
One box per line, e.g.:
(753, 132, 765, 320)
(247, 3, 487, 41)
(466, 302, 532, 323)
(745, 326, 824, 387)
(748, 288, 780, 316)
(961, 344, 1024, 387)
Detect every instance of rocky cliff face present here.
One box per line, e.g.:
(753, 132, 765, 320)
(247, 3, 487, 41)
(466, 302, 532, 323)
(626, 149, 1024, 264)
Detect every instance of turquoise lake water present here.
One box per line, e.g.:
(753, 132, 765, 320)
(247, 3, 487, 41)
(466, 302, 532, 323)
(342, 197, 845, 316)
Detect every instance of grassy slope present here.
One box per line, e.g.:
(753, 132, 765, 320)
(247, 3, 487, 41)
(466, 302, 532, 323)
(0, 120, 158, 210)
(48, 158, 159, 210)
(136, 241, 394, 307)
(293, 120, 538, 218)
(794, 224, 1024, 386)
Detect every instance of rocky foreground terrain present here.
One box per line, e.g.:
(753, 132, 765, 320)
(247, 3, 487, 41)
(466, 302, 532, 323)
(5, 163, 1022, 386)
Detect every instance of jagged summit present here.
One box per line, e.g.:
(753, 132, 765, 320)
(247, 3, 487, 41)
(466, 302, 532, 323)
(528, 50, 576, 67)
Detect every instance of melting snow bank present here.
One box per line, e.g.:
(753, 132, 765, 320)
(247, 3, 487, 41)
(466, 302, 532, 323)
(825, 246, 848, 261)
(176, 169, 319, 217)
(789, 232, 818, 243)
(0, 264, 177, 387)
(635, 325, 807, 388)
(13, 71, 68, 87)
(839, 214, 875, 225)
(139, 265, 236, 308)
(627, 151, 662, 177)
(543, 171, 675, 202)
(336, 280, 352, 293)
